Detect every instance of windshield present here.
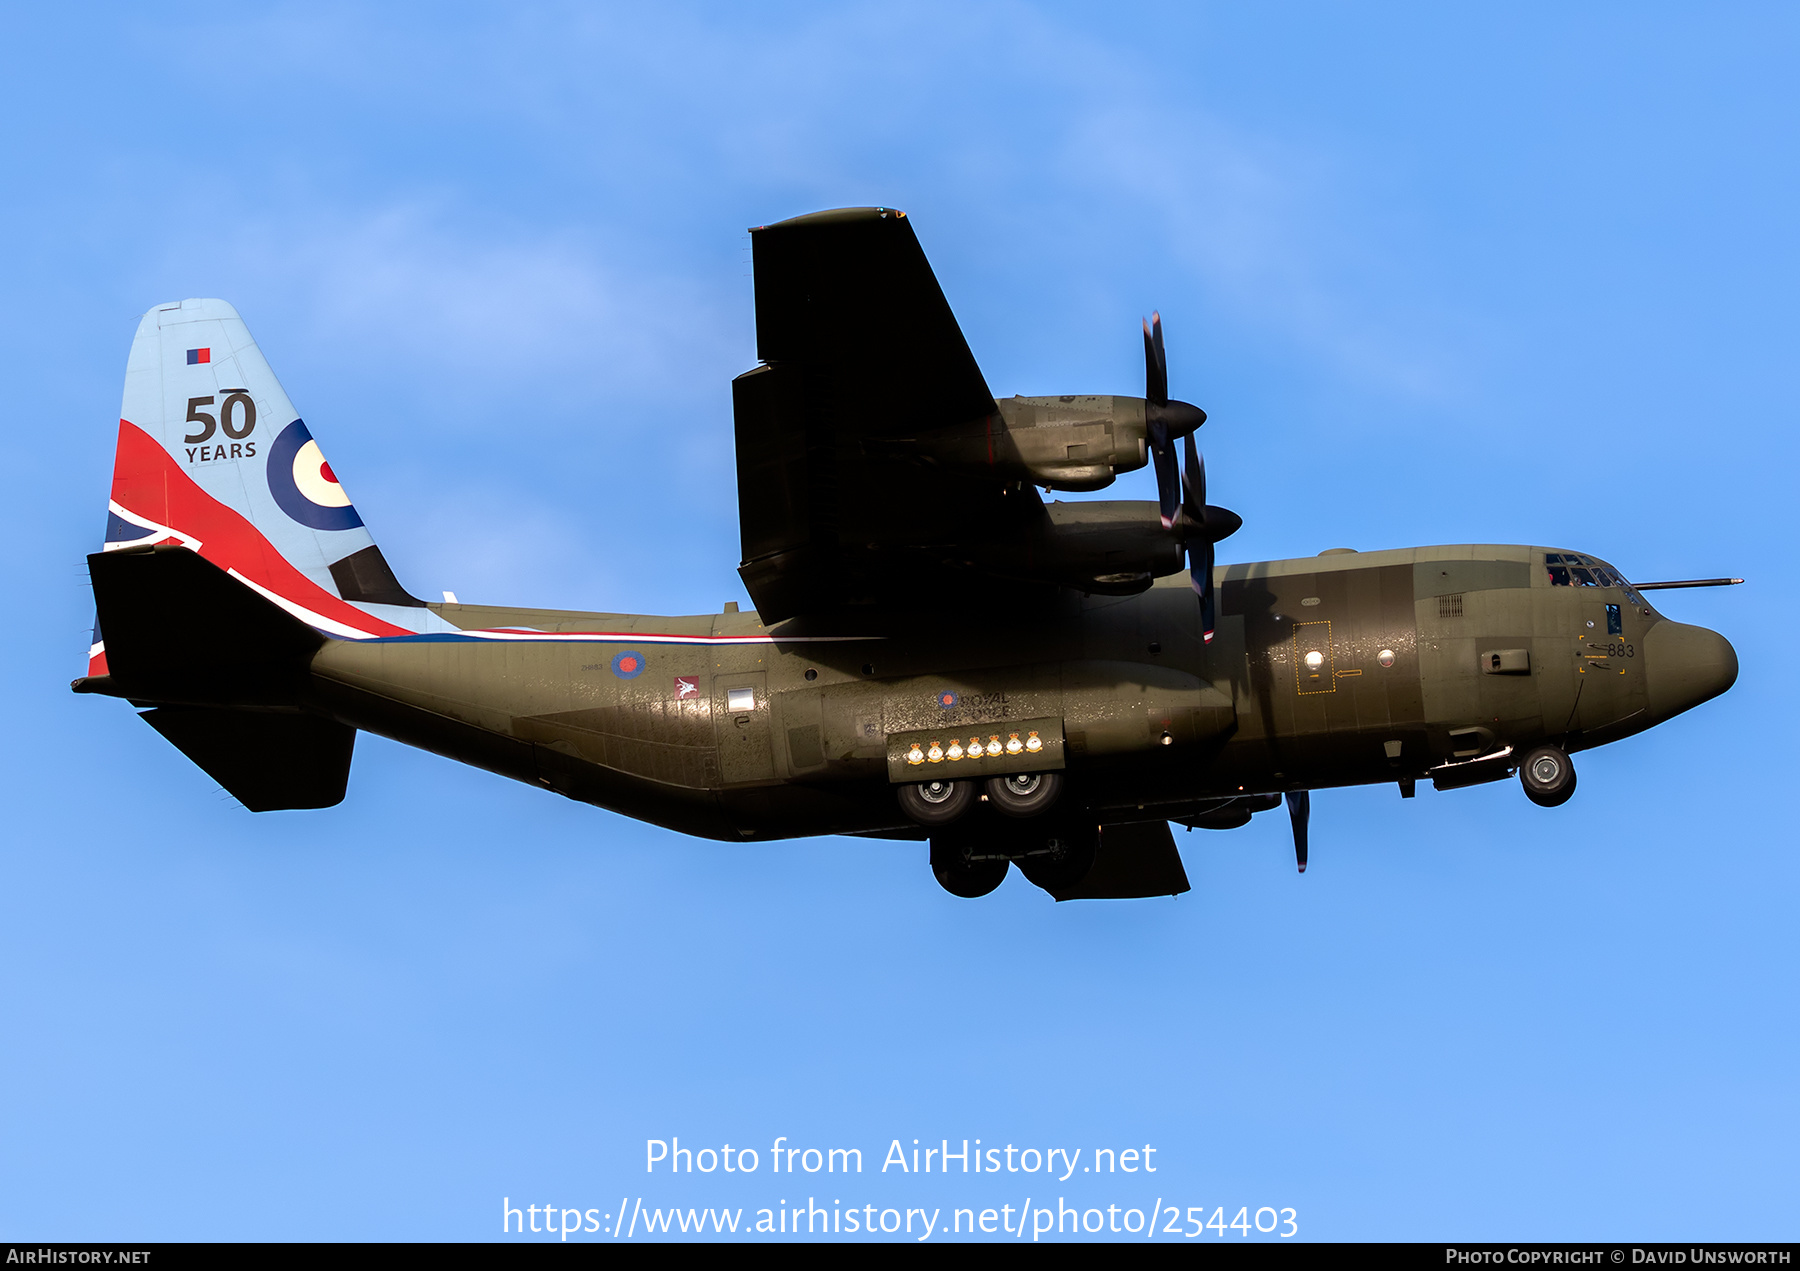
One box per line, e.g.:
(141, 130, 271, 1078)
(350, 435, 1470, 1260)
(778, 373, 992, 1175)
(1544, 551, 1647, 607)
(1544, 551, 1629, 589)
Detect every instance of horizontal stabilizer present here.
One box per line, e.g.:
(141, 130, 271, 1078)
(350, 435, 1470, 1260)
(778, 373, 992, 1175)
(141, 707, 353, 812)
(1051, 821, 1191, 901)
(88, 545, 324, 706)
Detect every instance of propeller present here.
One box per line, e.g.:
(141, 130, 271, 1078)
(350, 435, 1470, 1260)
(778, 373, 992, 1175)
(1141, 312, 1239, 643)
(1286, 790, 1310, 873)
(1142, 313, 1207, 529)
(1180, 432, 1222, 640)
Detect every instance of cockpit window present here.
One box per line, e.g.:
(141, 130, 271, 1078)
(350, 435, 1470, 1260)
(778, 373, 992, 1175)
(1546, 552, 1626, 589)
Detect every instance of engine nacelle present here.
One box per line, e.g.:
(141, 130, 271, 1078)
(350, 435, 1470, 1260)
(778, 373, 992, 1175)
(901, 396, 1152, 492)
(994, 395, 1149, 491)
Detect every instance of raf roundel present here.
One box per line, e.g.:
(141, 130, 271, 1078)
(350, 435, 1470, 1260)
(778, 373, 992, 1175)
(938, 690, 959, 709)
(612, 651, 645, 679)
(266, 420, 365, 532)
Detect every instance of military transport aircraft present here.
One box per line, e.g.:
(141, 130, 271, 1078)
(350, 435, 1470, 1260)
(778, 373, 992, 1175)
(76, 207, 1741, 900)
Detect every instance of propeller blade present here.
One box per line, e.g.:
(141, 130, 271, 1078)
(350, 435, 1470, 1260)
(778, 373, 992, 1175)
(1152, 433, 1180, 529)
(1181, 431, 1206, 522)
(1176, 431, 1220, 641)
(1286, 790, 1310, 873)
(1148, 408, 1176, 529)
(1193, 537, 1216, 642)
(1143, 312, 1168, 405)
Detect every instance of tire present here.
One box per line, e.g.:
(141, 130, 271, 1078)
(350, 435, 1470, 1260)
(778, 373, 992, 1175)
(930, 838, 1009, 898)
(1520, 745, 1577, 808)
(985, 771, 1064, 818)
(897, 778, 978, 826)
(1016, 826, 1098, 893)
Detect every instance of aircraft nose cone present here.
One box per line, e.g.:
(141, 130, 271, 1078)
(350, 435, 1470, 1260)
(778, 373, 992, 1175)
(1644, 621, 1738, 722)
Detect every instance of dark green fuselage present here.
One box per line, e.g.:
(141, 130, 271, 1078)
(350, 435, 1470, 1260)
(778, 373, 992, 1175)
(301, 540, 1735, 842)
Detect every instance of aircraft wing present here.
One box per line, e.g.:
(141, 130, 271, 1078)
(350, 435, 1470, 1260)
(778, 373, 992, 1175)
(734, 207, 1052, 626)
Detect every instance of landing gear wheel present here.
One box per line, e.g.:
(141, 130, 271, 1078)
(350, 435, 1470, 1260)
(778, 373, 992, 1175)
(897, 778, 978, 826)
(985, 771, 1064, 818)
(930, 838, 1009, 898)
(1016, 827, 1098, 893)
(1520, 745, 1577, 807)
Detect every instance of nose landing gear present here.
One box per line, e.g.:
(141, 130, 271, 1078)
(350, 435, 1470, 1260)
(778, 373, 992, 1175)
(1520, 745, 1577, 807)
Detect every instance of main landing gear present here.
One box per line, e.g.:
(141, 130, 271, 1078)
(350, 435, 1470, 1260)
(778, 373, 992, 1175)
(899, 770, 1079, 898)
(1519, 745, 1577, 808)
(984, 771, 1064, 817)
(896, 771, 1063, 826)
(930, 837, 1010, 898)
(928, 821, 1097, 899)
(895, 777, 978, 825)
(1014, 825, 1096, 892)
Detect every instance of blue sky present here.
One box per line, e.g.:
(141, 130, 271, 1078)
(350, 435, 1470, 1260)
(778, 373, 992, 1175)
(2, 2, 1795, 1241)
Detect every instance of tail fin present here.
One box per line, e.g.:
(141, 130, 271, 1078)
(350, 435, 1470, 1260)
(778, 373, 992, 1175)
(92, 299, 435, 675)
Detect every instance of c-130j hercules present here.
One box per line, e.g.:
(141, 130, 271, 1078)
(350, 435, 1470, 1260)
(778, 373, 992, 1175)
(77, 207, 1740, 900)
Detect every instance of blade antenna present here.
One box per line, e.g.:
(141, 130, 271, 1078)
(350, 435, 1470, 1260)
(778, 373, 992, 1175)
(1287, 790, 1310, 873)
